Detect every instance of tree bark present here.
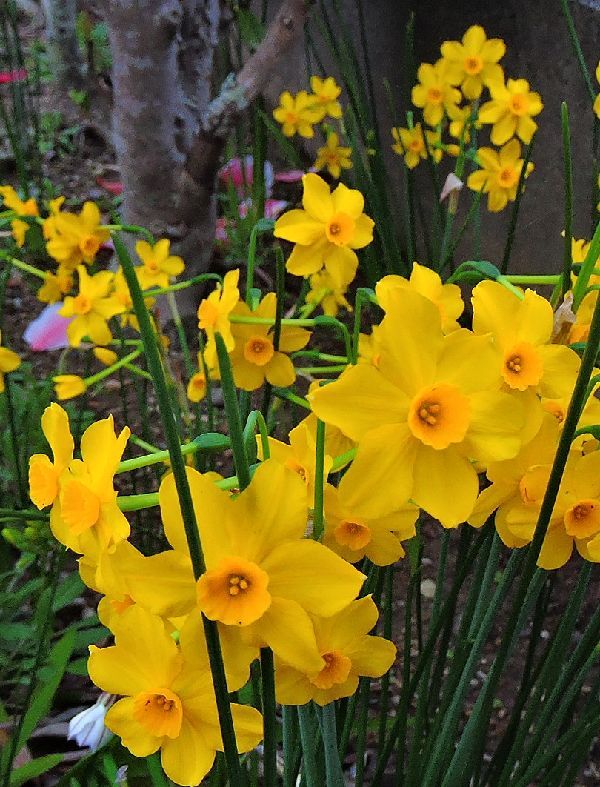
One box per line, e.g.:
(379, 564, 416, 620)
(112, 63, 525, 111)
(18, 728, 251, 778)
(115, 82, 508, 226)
(106, 0, 309, 313)
(41, 0, 85, 89)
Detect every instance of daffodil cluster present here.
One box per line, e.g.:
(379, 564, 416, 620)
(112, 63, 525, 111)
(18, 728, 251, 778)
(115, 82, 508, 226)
(273, 76, 352, 179)
(389, 25, 541, 212)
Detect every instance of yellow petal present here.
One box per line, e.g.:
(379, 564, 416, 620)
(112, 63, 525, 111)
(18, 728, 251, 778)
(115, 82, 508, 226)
(274, 209, 324, 245)
(411, 444, 479, 527)
(161, 718, 216, 786)
(104, 698, 160, 757)
(252, 596, 323, 672)
(302, 173, 333, 221)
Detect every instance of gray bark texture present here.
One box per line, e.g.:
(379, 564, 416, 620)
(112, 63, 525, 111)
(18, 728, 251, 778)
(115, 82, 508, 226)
(105, 0, 308, 313)
(42, 0, 85, 89)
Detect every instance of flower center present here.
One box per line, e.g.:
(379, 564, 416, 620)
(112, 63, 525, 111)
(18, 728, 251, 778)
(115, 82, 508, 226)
(408, 383, 471, 449)
(464, 55, 483, 75)
(543, 400, 565, 424)
(133, 688, 183, 739)
(244, 335, 274, 366)
(519, 465, 550, 504)
(502, 342, 543, 390)
(60, 477, 101, 534)
(285, 459, 309, 485)
(311, 650, 352, 690)
(409, 138, 424, 152)
(325, 212, 355, 246)
(285, 111, 298, 125)
(564, 499, 600, 539)
(73, 293, 92, 315)
(334, 520, 371, 551)
(498, 166, 518, 188)
(509, 93, 529, 116)
(427, 86, 443, 103)
(196, 556, 271, 626)
(146, 259, 160, 273)
(79, 235, 100, 259)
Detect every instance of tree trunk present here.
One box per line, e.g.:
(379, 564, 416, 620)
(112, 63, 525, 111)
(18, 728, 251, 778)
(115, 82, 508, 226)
(41, 0, 85, 90)
(106, 0, 309, 314)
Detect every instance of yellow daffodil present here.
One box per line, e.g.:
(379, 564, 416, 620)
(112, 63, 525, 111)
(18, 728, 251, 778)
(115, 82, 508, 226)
(467, 139, 534, 212)
(300, 403, 355, 466)
(478, 78, 543, 145)
(197, 270, 240, 369)
(257, 418, 334, 504)
(309, 289, 525, 527)
(159, 460, 365, 672)
(0, 184, 39, 247)
(274, 173, 374, 288)
(273, 90, 322, 137)
(594, 61, 600, 118)
(314, 132, 352, 179)
(498, 451, 600, 570)
(60, 266, 125, 347)
(468, 414, 559, 542)
(88, 606, 263, 786)
(37, 266, 73, 303)
(411, 60, 461, 127)
(391, 124, 442, 169)
(309, 76, 343, 120)
(228, 293, 310, 391)
(45, 201, 110, 268)
(53, 374, 87, 401)
(29, 403, 74, 510)
(323, 478, 418, 565)
(94, 347, 118, 366)
(275, 596, 396, 706)
(50, 414, 130, 555)
(440, 25, 505, 100)
(0, 330, 20, 393)
(187, 352, 207, 402)
(135, 239, 185, 290)
(42, 196, 65, 240)
(305, 269, 352, 317)
(376, 262, 464, 333)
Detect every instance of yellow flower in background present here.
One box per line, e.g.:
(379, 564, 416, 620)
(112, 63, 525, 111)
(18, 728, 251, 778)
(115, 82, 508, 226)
(42, 196, 66, 240)
(497, 451, 600, 570)
(135, 239, 185, 290)
(306, 269, 352, 317)
(301, 399, 355, 465)
(46, 202, 110, 268)
(29, 403, 74, 510)
(60, 266, 125, 347)
(275, 597, 396, 706)
(314, 132, 352, 179)
(229, 293, 310, 391)
(273, 90, 322, 138)
(94, 347, 118, 367)
(391, 124, 442, 169)
(51, 415, 130, 555)
(0, 330, 20, 393)
(159, 460, 365, 672)
(594, 61, 600, 118)
(440, 25, 505, 100)
(0, 184, 39, 247)
(187, 352, 207, 403)
(37, 266, 73, 303)
(376, 261, 464, 333)
(467, 139, 534, 212)
(88, 607, 263, 787)
(323, 479, 418, 565)
(257, 418, 334, 504)
(53, 374, 87, 401)
(479, 78, 543, 145)
(468, 413, 559, 537)
(446, 104, 481, 146)
(198, 269, 240, 370)
(274, 173, 374, 288)
(309, 289, 524, 527)
(309, 76, 343, 120)
(411, 60, 461, 126)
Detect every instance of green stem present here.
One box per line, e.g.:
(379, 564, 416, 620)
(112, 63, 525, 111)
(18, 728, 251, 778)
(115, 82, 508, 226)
(117, 434, 230, 473)
(559, 0, 598, 104)
(141, 272, 221, 297)
(0, 253, 45, 280)
(318, 703, 345, 787)
(4, 374, 26, 506)
(561, 102, 574, 299)
(297, 704, 320, 787)
(572, 219, 600, 310)
(112, 232, 243, 783)
(260, 648, 277, 787)
(214, 333, 251, 491)
(351, 288, 376, 364)
(501, 138, 535, 275)
(312, 420, 326, 539)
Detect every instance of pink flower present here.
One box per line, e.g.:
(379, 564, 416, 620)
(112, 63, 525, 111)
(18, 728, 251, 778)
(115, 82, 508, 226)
(218, 155, 274, 196)
(0, 69, 27, 85)
(24, 303, 72, 351)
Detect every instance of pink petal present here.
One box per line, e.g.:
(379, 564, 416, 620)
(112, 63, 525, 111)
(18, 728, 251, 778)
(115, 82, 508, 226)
(264, 199, 288, 219)
(24, 303, 72, 351)
(96, 177, 123, 196)
(274, 169, 306, 183)
(0, 68, 27, 85)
